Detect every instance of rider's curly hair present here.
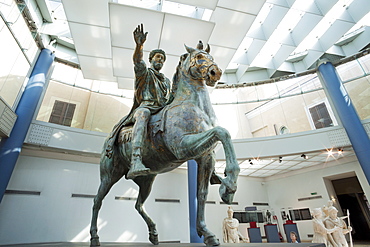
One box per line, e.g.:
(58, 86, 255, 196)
(149, 49, 166, 62)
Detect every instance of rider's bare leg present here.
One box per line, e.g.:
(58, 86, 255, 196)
(127, 108, 150, 179)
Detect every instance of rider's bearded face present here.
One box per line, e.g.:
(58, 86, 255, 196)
(151, 53, 165, 71)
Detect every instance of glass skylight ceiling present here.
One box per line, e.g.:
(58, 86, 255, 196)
(46, 0, 370, 94)
(114, 0, 213, 20)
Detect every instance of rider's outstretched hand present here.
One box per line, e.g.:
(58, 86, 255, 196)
(133, 23, 148, 46)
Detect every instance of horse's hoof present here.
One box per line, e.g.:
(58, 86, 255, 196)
(149, 232, 159, 245)
(219, 183, 235, 204)
(90, 237, 100, 246)
(127, 168, 150, 179)
(204, 235, 220, 246)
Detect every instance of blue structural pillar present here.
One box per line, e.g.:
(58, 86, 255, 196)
(0, 48, 55, 203)
(317, 60, 370, 184)
(187, 160, 203, 243)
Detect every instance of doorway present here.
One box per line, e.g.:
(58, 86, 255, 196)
(331, 176, 370, 241)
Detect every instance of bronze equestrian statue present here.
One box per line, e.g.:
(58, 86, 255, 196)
(90, 24, 240, 246)
(106, 24, 172, 179)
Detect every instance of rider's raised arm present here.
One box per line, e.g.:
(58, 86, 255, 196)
(133, 24, 147, 65)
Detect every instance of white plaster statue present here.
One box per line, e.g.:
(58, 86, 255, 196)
(324, 206, 352, 247)
(323, 200, 334, 218)
(222, 206, 249, 243)
(266, 210, 272, 224)
(311, 207, 339, 246)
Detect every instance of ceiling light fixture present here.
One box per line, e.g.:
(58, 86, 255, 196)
(279, 156, 283, 163)
(337, 148, 343, 155)
(249, 159, 253, 165)
(301, 154, 308, 159)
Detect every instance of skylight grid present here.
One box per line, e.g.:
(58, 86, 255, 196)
(291, 0, 355, 54)
(245, 2, 308, 68)
(115, 0, 161, 11)
(115, 0, 212, 20)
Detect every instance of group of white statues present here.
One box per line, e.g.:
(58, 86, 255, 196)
(223, 200, 352, 246)
(312, 200, 352, 247)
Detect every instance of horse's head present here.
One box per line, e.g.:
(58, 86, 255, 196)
(180, 41, 222, 87)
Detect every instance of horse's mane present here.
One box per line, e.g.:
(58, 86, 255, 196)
(171, 53, 188, 95)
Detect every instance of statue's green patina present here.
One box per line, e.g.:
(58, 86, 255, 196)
(90, 24, 240, 246)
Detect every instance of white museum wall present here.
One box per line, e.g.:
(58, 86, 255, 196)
(265, 158, 370, 242)
(1, 151, 367, 244)
(0, 154, 269, 245)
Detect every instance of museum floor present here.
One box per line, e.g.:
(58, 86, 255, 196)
(0, 243, 325, 247)
(1, 242, 370, 247)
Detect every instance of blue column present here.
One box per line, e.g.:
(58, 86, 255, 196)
(187, 160, 203, 243)
(317, 60, 370, 184)
(0, 48, 55, 203)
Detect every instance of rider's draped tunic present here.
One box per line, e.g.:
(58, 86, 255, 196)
(105, 60, 171, 158)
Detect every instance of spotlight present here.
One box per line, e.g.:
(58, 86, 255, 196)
(301, 154, 308, 159)
(279, 156, 282, 163)
(327, 149, 334, 156)
(338, 148, 343, 155)
(249, 159, 253, 165)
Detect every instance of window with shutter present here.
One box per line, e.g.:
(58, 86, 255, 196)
(49, 100, 76, 127)
(308, 102, 333, 129)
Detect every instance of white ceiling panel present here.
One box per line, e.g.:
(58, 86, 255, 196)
(261, 4, 290, 38)
(209, 7, 256, 49)
(290, 12, 323, 45)
(302, 50, 324, 68)
(160, 14, 215, 56)
(62, 0, 110, 27)
(337, 9, 356, 23)
(278, 62, 295, 72)
(269, 30, 296, 46)
(112, 47, 135, 78)
(117, 77, 134, 90)
(319, 20, 355, 51)
(245, 39, 267, 64)
(209, 45, 237, 72)
(326, 45, 345, 56)
(69, 23, 111, 58)
(273, 44, 296, 65)
(78, 55, 117, 82)
(217, 0, 266, 15)
(314, 0, 337, 15)
(347, 0, 370, 22)
(250, 55, 275, 69)
(266, 0, 290, 8)
(170, 0, 218, 10)
(234, 53, 250, 65)
(109, 3, 164, 50)
(246, 24, 267, 40)
(292, 1, 321, 15)
(160, 54, 181, 81)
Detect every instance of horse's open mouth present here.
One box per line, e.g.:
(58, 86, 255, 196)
(207, 66, 222, 85)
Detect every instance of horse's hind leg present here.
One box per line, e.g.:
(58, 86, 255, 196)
(90, 156, 125, 246)
(133, 174, 158, 245)
(195, 153, 220, 246)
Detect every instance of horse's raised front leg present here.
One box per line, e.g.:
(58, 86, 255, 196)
(195, 153, 220, 246)
(90, 156, 125, 246)
(179, 126, 240, 204)
(133, 174, 158, 245)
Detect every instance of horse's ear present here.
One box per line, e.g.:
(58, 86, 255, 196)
(184, 44, 196, 54)
(205, 44, 210, 53)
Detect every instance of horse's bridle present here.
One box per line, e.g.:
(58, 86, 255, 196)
(187, 51, 215, 81)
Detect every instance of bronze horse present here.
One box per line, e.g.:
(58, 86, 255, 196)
(90, 42, 240, 246)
